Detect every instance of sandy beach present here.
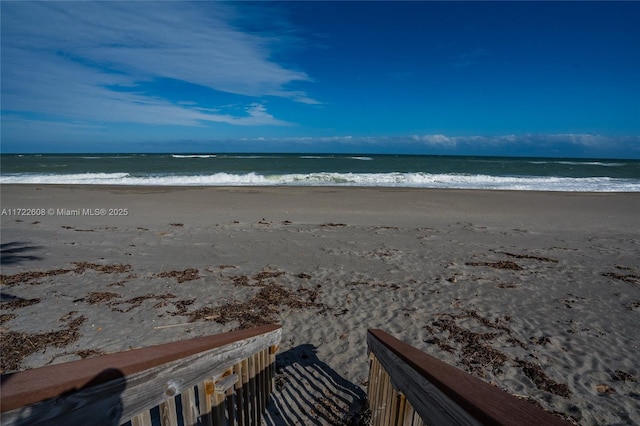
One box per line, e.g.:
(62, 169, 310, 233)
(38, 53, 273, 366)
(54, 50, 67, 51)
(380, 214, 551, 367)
(1, 185, 639, 425)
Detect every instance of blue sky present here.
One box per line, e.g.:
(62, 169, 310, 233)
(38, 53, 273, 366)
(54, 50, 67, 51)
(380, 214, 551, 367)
(1, 1, 639, 157)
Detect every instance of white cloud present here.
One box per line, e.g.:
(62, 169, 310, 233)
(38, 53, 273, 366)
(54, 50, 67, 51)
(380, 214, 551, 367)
(413, 134, 456, 147)
(465, 134, 640, 156)
(407, 133, 637, 152)
(489, 133, 621, 149)
(546, 133, 608, 147)
(224, 104, 291, 127)
(1, 2, 314, 127)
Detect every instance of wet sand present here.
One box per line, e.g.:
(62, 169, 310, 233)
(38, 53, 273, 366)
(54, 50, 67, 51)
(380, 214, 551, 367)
(1, 185, 639, 424)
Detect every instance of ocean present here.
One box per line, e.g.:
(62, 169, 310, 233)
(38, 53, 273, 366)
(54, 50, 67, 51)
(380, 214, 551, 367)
(1, 154, 639, 192)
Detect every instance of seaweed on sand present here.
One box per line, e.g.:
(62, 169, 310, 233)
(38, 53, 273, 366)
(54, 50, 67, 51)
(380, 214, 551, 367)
(465, 261, 523, 271)
(157, 268, 201, 283)
(0, 269, 71, 286)
(186, 268, 327, 329)
(516, 359, 572, 397)
(0, 312, 86, 373)
(190, 283, 327, 329)
(72, 262, 132, 274)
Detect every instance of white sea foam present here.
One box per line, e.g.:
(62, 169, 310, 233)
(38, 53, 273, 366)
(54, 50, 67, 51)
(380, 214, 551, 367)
(2, 172, 639, 191)
(217, 155, 283, 159)
(171, 154, 217, 158)
(0, 173, 130, 184)
(529, 160, 626, 167)
(558, 161, 626, 167)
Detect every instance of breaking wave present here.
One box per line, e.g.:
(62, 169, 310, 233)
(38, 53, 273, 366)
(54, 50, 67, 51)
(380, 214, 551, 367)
(2, 172, 638, 191)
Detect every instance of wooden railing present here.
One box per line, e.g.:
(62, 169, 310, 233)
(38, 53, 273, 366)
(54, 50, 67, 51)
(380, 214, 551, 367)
(1, 324, 281, 426)
(367, 329, 571, 426)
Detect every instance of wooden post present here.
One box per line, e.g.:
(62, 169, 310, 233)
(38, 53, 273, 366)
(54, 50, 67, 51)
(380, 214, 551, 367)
(212, 391, 226, 425)
(131, 411, 152, 426)
(369, 353, 384, 426)
(259, 349, 267, 416)
(159, 398, 178, 426)
(255, 352, 262, 419)
(248, 356, 255, 426)
(182, 386, 199, 426)
(216, 369, 236, 425)
(233, 361, 245, 426)
(381, 367, 393, 426)
(199, 379, 215, 426)
(389, 385, 400, 426)
(269, 345, 278, 394)
(240, 357, 251, 426)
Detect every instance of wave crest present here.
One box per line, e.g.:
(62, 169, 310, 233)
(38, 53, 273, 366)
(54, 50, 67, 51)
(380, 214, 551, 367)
(2, 172, 638, 191)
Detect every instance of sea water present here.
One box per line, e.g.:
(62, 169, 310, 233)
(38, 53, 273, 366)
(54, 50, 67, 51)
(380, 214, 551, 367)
(1, 154, 639, 192)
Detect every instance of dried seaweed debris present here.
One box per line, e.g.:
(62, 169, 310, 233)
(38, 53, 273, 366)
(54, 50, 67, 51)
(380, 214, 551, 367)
(0, 269, 71, 286)
(157, 269, 201, 283)
(0, 297, 41, 310)
(516, 359, 571, 397)
(466, 261, 523, 271)
(0, 313, 86, 373)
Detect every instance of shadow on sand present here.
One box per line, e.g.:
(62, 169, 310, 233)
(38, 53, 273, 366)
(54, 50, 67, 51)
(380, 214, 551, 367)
(264, 344, 369, 426)
(0, 242, 44, 265)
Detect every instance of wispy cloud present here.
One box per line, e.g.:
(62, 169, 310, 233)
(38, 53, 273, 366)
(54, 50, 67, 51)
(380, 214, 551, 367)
(1, 2, 315, 128)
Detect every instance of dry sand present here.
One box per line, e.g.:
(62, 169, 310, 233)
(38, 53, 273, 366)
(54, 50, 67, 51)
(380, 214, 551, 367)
(1, 185, 639, 425)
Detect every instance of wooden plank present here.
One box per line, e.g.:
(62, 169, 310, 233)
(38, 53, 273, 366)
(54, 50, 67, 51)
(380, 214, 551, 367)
(224, 382, 236, 426)
(249, 353, 259, 425)
(253, 351, 259, 419)
(159, 397, 178, 426)
(182, 386, 199, 426)
(216, 368, 235, 425)
(401, 400, 418, 426)
(215, 374, 239, 394)
(198, 379, 215, 426)
(233, 361, 245, 426)
(395, 393, 407, 426)
(410, 409, 424, 426)
(368, 354, 383, 426)
(131, 411, 152, 426)
(1, 326, 281, 425)
(388, 385, 399, 426)
(259, 349, 266, 416)
(368, 354, 378, 426)
(1, 324, 280, 413)
(240, 358, 251, 426)
(262, 349, 268, 412)
(212, 388, 227, 425)
(269, 345, 277, 394)
(381, 368, 393, 426)
(374, 361, 387, 426)
(368, 329, 571, 426)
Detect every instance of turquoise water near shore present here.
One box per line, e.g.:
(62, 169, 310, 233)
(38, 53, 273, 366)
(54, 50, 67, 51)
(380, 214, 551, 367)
(1, 154, 639, 191)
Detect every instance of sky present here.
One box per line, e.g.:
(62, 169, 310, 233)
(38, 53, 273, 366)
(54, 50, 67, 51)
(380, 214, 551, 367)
(1, 1, 639, 158)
